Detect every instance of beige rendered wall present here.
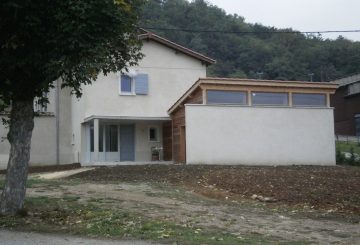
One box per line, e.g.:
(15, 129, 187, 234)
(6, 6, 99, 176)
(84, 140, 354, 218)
(185, 105, 336, 165)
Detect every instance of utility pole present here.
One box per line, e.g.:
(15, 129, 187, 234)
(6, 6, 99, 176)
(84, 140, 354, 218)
(308, 73, 314, 82)
(256, 72, 263, 80)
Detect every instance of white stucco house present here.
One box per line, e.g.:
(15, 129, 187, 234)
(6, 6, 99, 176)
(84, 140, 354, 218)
(0, 32, 339, 168)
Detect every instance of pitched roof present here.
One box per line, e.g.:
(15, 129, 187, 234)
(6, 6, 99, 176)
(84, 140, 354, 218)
(334, 74, 360, 87)
(168, 77, 339, 114)
(138, 31, 216, 65)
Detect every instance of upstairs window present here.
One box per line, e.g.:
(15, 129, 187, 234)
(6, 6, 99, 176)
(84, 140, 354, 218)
(293, 93, 326, 107)
(120, 75, 132, 94)
(207, 90, 247, 105)
(120, 74, 149, 95)
(252, 92, 288, 106)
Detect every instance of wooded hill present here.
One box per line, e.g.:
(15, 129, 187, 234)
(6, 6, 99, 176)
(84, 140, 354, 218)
(140, 0, 360, 82)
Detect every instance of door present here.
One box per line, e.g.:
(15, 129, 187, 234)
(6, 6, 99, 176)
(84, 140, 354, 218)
(120, 125, 135, 161)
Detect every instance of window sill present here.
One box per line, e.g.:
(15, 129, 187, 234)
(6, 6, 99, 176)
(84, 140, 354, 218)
(119, 92, 136, 96)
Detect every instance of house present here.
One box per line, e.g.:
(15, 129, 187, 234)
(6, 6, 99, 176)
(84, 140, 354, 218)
(0, 32, 215, 169)
(0, 31, 339, 168)
(168, 78, 338, 165)
(331, 74, 360, 136)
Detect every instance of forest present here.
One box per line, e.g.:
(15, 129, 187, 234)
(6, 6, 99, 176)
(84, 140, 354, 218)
(140, 0, 360, 82)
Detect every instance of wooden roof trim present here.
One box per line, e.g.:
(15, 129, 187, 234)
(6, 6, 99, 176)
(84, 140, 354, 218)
(202, 77, 339, 88)
(138, 33, 216, 65)
(167, 77, 339, 114)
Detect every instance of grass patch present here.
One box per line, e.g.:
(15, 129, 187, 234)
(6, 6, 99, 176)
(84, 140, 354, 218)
(0, 196, 303, 244)
(336, 141, 360, 155)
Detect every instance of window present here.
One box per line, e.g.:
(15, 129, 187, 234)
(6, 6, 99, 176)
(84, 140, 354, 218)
(89, 124, 104, 152)
(90, 126, 94, 152)
(292, 93, 326, 107)
(34, 92, 48, 112)
(207, 90, 247, 105)
(106, 125, 118, 152)
(120, 75, 133, 94)
(120, 74, 149, 95)
(149, 127, 159, 142)
(355, 114, 360, 136)
(252, 92, 288, 106)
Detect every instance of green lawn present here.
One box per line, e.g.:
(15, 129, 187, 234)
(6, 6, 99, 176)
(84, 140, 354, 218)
(336, 141, 360, 155)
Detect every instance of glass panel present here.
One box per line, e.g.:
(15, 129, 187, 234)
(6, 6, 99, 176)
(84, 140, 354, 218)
(90, 126, 94, 152)
(149, 128, 158, 141)
(121, 75, 132, 93)
(207, 90, 247, 104)
(106, 125, 118, 152)
(293, 93, 326, 107)
(99, 125, 104, 152)
(355, 114, 360, 136)
(252, 92, 288, 106)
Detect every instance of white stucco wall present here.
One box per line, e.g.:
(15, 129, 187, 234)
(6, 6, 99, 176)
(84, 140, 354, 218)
(0, 116, 57, 169)
(185, 105, 336, 165)
(79, 41, 207, 119)
(70, 40, 207, 163)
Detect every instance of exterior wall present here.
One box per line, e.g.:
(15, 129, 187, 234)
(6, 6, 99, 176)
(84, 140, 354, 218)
(0, 116, 56, 169)
(70, 40, 207, 164)
(185, 105, 336, 165)
(80, 41, 207, 119)
(331, 87, 360, 136)
(171, 88, 203, 163)
(0, 82, 74, 169)
(162, 121, 172, 161)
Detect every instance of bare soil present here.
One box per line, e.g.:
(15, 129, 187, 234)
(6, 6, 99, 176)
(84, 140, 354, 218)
(71, 165, 360, 215)
(0, 163, 80, 174)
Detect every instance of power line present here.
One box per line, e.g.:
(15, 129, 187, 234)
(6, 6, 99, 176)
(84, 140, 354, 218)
(141, 26, 360, 35)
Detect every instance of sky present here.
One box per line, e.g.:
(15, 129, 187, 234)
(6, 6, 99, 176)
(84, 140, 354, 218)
(207, 0, 360, 41)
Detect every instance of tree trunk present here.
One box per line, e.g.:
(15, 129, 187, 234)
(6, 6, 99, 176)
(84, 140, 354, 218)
(0, 100, 34, 215)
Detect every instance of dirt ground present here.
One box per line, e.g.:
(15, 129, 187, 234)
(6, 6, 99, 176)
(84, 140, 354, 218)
(2, 164, 360, 244)
(25, 176, 360, 244)
(72, 165, 360, 215)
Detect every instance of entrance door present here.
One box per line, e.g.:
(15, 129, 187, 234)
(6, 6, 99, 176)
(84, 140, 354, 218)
(120, 125, 135, 161)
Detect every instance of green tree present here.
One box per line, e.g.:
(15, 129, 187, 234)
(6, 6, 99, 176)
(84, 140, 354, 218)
(0, 0, 143, 215)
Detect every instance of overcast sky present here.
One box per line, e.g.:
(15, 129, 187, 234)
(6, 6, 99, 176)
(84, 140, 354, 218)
(207, 0, 360, 41)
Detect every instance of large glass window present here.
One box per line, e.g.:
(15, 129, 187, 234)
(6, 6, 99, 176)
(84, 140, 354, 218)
(355, 114, 360, 136)
(106, 125, 118, 152)
(292, 93, 326, 107)
(207, 90, 247, 105)
(252, 92, 288, 106)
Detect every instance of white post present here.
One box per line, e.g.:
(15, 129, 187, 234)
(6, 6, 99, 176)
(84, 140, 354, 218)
(93, 119, 99, 162)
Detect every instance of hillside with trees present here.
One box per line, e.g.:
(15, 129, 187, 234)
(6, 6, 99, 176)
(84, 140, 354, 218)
(140, 0, 360, 82)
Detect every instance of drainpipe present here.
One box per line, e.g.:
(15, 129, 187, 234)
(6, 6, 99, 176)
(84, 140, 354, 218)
(55, 79, 60, 165)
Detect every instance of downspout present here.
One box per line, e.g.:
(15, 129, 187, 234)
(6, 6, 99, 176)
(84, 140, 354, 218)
(55, 79, 60, 165)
